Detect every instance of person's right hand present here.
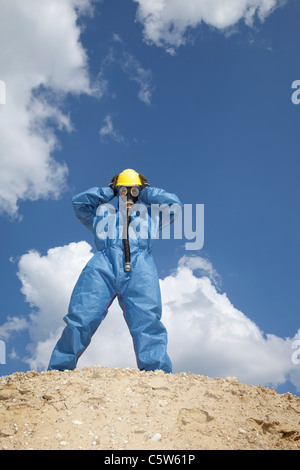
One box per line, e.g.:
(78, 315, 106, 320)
(108, 174, 119, 196)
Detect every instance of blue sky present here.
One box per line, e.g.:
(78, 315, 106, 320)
(0, 0, 299, 396)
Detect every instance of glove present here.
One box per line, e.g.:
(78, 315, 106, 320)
(108, 174, 119, 196)
(139, 173, 150, 189)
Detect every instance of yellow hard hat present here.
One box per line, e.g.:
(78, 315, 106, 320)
(116, 169, 142, 187)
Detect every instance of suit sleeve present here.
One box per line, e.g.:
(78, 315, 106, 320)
(72, 186, 115, 232)
(139, 187, 183, 231)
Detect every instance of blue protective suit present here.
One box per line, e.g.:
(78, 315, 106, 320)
(48, 185, 182, 373)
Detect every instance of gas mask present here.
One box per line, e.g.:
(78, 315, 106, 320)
(119, 186, 140, 208)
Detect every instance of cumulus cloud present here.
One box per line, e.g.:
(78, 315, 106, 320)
(0, 0, 97, 218)
(16, 242, 94, 348)
(133, 0, 285, 52)
(161, 258, 300, 390)
(1, 241, 299, 392)
(178, 255, 221, 288)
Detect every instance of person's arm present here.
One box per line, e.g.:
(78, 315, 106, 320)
(72, 186, 115, 232)
(139, 186, 181, 207)
(139, 186, 183, 231)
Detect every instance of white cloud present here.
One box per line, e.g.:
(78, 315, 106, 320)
(17, 241, 94, 342)
(178, 255, 221, 288)
(161, 261, 300, 390)
(99, 114, 125, 144)
(0, 316, 29, 341)
(1, 242, 300, 392)
(0, 0, 97, 218)
(133, 0, 285, 51)
(100, 35, 155, 106)
(121, 51, 154, 106)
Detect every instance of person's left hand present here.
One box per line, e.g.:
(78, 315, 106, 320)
(139, 173, 150, 189)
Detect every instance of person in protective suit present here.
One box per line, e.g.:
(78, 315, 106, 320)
(48, 169, 183, 373)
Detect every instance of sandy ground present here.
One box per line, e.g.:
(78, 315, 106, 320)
(0, 366, 299, 450)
